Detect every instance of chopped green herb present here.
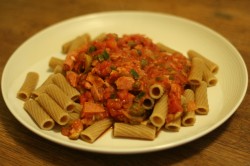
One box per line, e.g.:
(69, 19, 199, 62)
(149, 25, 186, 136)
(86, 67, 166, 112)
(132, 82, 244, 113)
(130, 69, 139, 80)
(97, 50, 110, 62)
(133, 81, 141, 89)
(136, 91, 145, 100)
(97, 54, 105, 62)
(88, 46, 96, 53)
(102, 50, 110, 60)
(140, 59, 148, 68)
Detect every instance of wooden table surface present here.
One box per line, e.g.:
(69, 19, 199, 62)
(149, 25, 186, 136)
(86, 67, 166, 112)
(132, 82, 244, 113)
(1, 0, 250, 165)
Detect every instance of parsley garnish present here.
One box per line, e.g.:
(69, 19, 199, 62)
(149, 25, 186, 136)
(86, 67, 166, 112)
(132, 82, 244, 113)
(130, 69, 139, 80)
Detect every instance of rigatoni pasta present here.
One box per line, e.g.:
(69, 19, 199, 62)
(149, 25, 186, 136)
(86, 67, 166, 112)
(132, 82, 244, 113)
(73, 102, 83, 113)
(17, 72, 39, 101)
(182, 89, 196, 126)
(31, 74, 54, 98)
(24, 99, 55, 130)
(52, 73, 80, 101)
(142, 96, 155, 110)
(80, 118, 113, 143)
(36, 93, 70, 125)
(53, 65, 64, 74)
(62, 33, 91, 53)
(195, 81, 209, 115)
(149, 93, 168, 128)
(203, 65, 218, 87)
(165, 117, 181, 132)
(149, 84, 165, 99)
(48, 57, 64, 70)
(113, 123, 156, 140)
(45, 84, 75, 112)
(188, 57, 204, 86)
(187, 50, 219, 74)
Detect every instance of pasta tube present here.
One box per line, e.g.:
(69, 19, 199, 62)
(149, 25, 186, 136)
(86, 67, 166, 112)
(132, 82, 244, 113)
(149, 84, 164, 99)
(53, 65, 64, 74)
(62, 40, 73, 54)
(188, 57, 204, 86)
(36, 93, 70, 125)
(149, 93, 168, 129)
(93, 33, 107, 42)
(73, 103, 83, 113)
(45, 84, 75, 112)
(31, 74, 54, 98)
(48, 57, 64, 70)
(203, 65, 218, 87)
(68, 33, 91, 53)
(165, 117, 181, 132)
(80, 118, 113, 143)
(69, 112, 80, 121)
(195, 81, 209, 115)
(187, 50, 219, 74)
(24, 99, 55, 130)
(17, 72, 39, 101)
(52, 73, 80, 101)
(142, 96, 155, 110)
(113, 123, 156, 140)
(182, 89, 196, 126)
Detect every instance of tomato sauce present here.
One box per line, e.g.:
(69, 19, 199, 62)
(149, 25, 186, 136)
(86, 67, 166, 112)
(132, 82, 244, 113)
(64, 33, 191, 125)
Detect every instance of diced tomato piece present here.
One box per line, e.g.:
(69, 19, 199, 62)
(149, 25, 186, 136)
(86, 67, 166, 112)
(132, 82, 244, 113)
(83, 101, 105, 113)
(106, 38, 117, 49)
(61, 126, 70, 136)
(66, 71, 79, 87)
(106, 99, 123, 110)
(115, 76, 135, 90)
(79, 91, 93, 105)
(94, 61, 112, 77)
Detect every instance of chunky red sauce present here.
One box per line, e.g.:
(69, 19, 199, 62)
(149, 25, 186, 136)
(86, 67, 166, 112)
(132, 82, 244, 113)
(63, 33, 191, 127)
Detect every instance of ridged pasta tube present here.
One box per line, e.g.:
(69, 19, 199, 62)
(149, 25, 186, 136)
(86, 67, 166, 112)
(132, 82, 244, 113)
(182, 89, 196, 126)
(149, 94, 168, 128)
(24, 99, 55, 130)
(149, 84, 164, 99)
(203, 65, 218, 87)
(45, 84, 75, 112)
(114, 123, 156, 140)
(195, 81, 209, 115)
(62, 33, 91, 54)
(36, 93, 70, 125)
(17, 72, 39, 101)
(188, 57, 204, 86)
(142, 96, 155, 110)
(80, 118, 113, 143)
(48, 57, 64, 70)
(52, 73, 80, 101)
(31, 74, 54, 98)
(187, 50, 219, 74)
(165, 117, 181, 132)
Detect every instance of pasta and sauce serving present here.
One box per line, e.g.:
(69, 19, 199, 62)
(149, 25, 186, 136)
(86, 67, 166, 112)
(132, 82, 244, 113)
(17, 33, 218, 143)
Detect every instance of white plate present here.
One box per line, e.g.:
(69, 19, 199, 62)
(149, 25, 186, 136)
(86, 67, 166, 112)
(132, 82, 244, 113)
(1, 11, 248, 154)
